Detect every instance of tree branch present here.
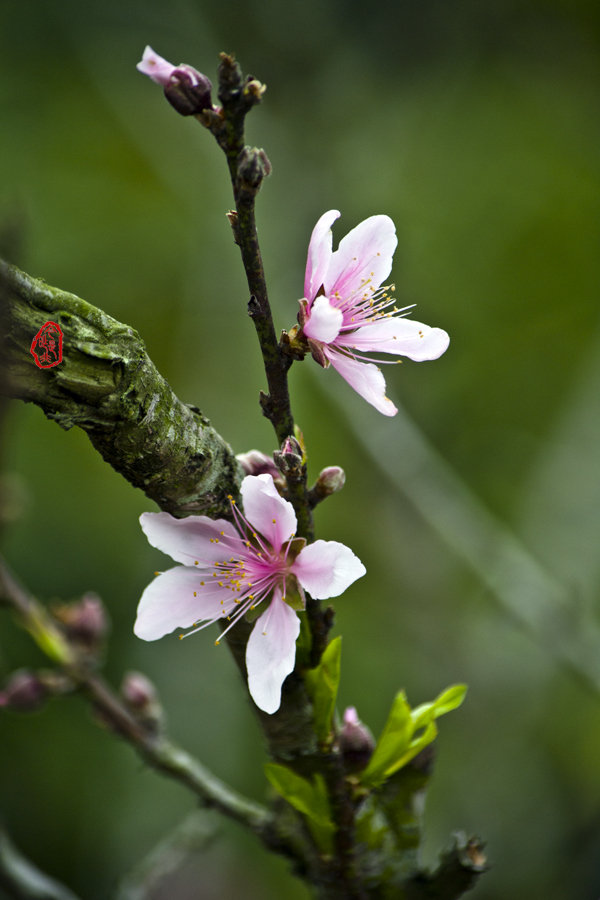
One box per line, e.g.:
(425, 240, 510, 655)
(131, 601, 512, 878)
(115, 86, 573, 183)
(0, 259, 242, 518)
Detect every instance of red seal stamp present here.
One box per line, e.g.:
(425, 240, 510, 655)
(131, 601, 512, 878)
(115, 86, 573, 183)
(31, 321, 63, 369)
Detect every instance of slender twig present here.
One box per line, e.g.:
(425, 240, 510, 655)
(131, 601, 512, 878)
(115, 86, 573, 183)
(0, 559, 268, 838)
(208, 54, 317, 539)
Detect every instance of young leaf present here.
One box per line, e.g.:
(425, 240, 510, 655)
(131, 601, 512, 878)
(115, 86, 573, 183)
(411, 684, 468, 730)
(304, 636, 342, 743)
(380, 720, 438, 780)
(264, 762, 334, 852)
(360, 690, 413, 786)
(361, 684, 468, 787)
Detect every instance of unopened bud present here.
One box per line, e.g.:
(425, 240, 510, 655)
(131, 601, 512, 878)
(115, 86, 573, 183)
(339, 706, 375, 773)
(273, 436, 304, 478)
(0, 670, 48, 712)
(52, 593, 108, 649)
(121, 671, 163, 732)
(243, 77, 267, 104)
(237, 147, 271, 189)
(164, 66, 213, 115)
(236, 450, 280, 480)
(316, 466, 346, 497)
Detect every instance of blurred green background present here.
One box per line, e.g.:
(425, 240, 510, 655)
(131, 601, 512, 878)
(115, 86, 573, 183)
(1, 0, 600, 897)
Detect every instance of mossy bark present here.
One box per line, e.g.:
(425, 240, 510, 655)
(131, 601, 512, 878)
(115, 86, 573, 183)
(1, 259, 242, 517)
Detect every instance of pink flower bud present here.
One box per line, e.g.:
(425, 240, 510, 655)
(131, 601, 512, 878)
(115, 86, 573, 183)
(316, 466, 346, 496)
(236, 450, 280, 479)
(273, 436, 304, 477)
(121, 671, 163, 732)
(121, 671, 157, 709)
(339, 706, 375, 773)
(52, 593, 108, 648)
(137, 46, 213, 116)
(164, 66, 213, 116)
(0, 670, 48, 712)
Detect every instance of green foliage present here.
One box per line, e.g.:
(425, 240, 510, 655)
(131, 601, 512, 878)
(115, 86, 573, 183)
(264, 763, 334, 853)
(303, 636, 342, 743)
(361, 685, 467, 788)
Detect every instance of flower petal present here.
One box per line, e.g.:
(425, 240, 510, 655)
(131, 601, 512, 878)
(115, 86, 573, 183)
(325, 215, 397, 299)
(325, 348, 398, 416)
(292, 540, 366, 599)
(245, 592, 300, 714)
(134, 566, 235, 641)
(341, 317, 450, 361)
(136, 46, 176, 86)
(304, 210, 340, 303)
(303, 295, 344, 343)
(140, 512, 239, 566)
(240, 474, 297, 550)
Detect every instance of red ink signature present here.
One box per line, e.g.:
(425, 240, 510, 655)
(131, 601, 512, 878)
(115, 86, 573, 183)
(31, 321, 63, 369)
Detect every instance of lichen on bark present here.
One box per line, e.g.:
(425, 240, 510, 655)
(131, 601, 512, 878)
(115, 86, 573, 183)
(1, 259, 243, 517)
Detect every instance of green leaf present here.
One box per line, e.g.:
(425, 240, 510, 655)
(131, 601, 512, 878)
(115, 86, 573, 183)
(361, 691, 413, 786)
(304, 636, 342, 743)
(361, 684, 468, 787)
(382, 720, 438, 780)
(411, 684, 468, 730)
(264, 762, 334, 853)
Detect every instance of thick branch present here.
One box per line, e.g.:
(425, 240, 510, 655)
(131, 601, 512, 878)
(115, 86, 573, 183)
(0, 260, 242, 517)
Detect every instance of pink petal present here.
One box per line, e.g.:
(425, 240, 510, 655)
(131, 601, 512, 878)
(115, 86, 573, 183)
(325, 215, 397, 299)
(136, 46, 176, 86)
(134, 566, 235, 641)
(325, 348, 398, 416)
(304, 210, 340, 303)
(240, 474, 297, 550)
(303, 295, 343, 343)
(343, 706, 360, 726)
(292, 539, 366, 599)
(245, 592, 300, 714)
(341, 318, 450, 361)
(140, 512, 239, 566)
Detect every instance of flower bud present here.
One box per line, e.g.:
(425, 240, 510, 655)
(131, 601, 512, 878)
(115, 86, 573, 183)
(121, 671, 163, 732)
(243, 77, 267, 105)
(52, 593, 108, 649)
(0, 670, 48, 712)
(164, 66, 213, 116)
(339, 706, 375, 773)
(237, 147, 271, 190)
(316, 466, 346, 497)
(236, 450, 280, 480)
(273, 436, 304, 478)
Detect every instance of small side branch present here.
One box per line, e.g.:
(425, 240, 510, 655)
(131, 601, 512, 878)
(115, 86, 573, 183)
(0, 559, 271, 841)
(405, 834, 488, 899)
(0, 259, 242, 517)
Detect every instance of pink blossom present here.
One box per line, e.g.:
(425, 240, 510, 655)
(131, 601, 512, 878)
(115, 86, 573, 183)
(134, 474, 365, 714)
(299, 210, 450, 416)
(136, 46, 177, 86)
(136, 47, 213, 117)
